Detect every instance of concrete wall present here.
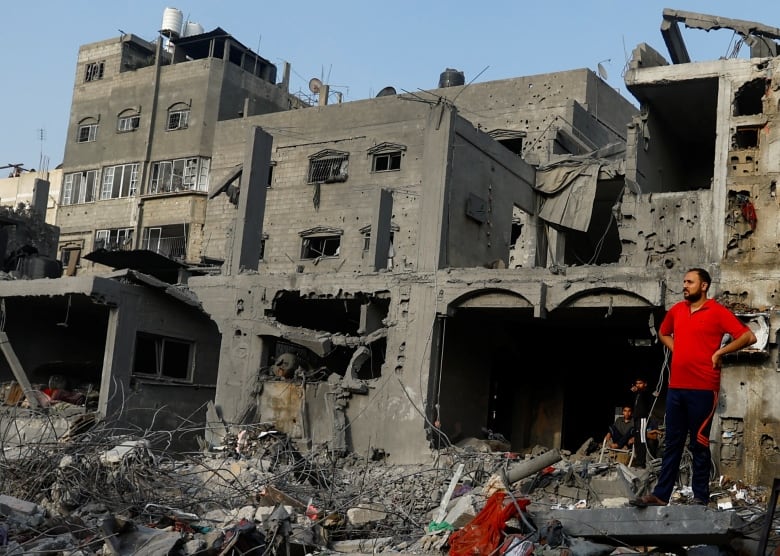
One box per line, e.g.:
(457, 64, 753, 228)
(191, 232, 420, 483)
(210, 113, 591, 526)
(0, 170, 62, 225)
(433, 69, 636, 164)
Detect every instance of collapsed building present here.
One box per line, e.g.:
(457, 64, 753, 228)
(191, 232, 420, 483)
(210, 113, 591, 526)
(0, 7, 778, 491)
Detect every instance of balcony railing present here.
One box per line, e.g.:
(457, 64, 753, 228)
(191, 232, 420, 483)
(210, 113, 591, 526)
(95, 238, 133, 251)
(140, 236, 187, 260)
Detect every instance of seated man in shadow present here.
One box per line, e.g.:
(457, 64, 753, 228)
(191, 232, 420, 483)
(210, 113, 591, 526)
(605, 405, 635, 451)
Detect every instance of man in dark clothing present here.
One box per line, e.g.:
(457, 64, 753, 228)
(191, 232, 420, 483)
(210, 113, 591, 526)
(605, 406, 635, 450)
(631, 378, 654, 468)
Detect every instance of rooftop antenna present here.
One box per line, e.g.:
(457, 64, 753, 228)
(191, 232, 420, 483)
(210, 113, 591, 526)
(597, 59, 611, 81)
(37, 128, 46, 172)
(451, 65, 490, 104)
(253, 35, 261, 75)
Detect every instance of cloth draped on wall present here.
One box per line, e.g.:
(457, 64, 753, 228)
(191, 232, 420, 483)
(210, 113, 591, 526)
(534, 159, 624, 232)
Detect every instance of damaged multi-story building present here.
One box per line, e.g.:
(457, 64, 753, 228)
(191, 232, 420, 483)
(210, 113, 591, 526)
(1, 8, 778, 486)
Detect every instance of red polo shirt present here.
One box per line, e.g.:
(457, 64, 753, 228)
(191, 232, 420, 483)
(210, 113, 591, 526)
(659, 298, 751, 391)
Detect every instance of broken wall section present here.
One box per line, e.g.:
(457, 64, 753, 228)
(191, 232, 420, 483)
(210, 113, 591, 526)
(725, 64, 780, 263)
(616, 189, 708, 269)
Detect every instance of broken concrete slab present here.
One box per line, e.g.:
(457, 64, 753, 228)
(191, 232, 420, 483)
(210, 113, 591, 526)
(346, 503, 387, 525)
(0, 494, 39, 516)
(529, 505, 745, 546)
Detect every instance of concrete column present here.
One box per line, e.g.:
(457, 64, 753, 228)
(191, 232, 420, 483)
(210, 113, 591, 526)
(98, 290, 141, 419)
(368, 188, 393, 271)
(213, 327, 270, 427)
(281, 62, 291, 92)
(231, 127, 271, 275)
(318, 84, 329, 106)
(417, 103, 456, 271)
(31, 179, 49, 219)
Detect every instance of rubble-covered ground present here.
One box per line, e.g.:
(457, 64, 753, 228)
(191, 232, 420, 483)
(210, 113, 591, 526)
(0, 419, 777, 555)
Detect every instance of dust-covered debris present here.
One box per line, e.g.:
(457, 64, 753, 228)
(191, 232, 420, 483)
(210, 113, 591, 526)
(0, 421, 777, 555)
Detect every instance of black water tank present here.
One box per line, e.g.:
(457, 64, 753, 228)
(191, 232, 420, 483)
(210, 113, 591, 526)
(439, 68, 465, 88)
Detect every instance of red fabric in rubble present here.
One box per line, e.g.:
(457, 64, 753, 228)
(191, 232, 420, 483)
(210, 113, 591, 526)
(448, 492, 529, 556)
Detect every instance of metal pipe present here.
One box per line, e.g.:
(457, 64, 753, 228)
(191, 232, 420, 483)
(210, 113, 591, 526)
(501, 448, 562, 485)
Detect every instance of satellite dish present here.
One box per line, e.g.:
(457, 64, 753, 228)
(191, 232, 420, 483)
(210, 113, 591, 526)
(309, 77, 323, 94)
(597, 61, 609, 81)
(376, 86, 397, 97)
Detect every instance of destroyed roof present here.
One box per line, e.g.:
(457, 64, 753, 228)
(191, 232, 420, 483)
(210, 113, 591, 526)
(170, 26, 274, 68)
(662, 8, 780, 63)
(84, 248, 187, 284)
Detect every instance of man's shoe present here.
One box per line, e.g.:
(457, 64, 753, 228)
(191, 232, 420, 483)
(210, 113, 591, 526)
(691, 498, 707, 506)
(629, 494, 667, 508)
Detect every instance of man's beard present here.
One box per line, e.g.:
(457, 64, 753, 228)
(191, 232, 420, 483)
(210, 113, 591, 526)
(684, 290, 703, 302)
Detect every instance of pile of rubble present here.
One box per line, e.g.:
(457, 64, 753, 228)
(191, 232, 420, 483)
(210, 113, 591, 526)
(0, 424, 777, 555)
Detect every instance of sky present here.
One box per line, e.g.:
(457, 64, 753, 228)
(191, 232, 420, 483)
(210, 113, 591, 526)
(1, 1, 778, 171)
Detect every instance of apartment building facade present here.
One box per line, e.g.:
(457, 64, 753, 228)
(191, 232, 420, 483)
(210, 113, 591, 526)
(56, 24, 304, 275)
(1, 9, 777, 484)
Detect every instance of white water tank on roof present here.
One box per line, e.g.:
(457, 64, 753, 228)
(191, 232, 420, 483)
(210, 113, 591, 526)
(161, 7, 183, 38)
(183, 21, 205, 37)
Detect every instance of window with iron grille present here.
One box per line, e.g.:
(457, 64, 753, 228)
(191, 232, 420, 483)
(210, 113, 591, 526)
(85, 61, 105, 82)
(307, 150, 349, 183)
(167, 109, 190, 131)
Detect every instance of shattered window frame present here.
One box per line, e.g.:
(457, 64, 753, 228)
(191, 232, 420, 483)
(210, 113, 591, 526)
(84, 61, 105, 82)
(307, 150, 349, 184)
(59, 241, 83, 269)
(133, 332, 194, 382)
(166, 107, 190, 131)
(94, 228, 134, 251)
(301, 235, 341, 259)
(100, 163, 139, 199)
(147, 157, 210, 194)
(360, 223, 398, 252)
(62, 170, 98, 205)
(300, 231, 342, 260)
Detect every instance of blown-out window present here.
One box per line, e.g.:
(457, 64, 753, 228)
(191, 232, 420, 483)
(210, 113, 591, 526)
(368, 142, 406, 173)
(133, 332, 193, 381)
(85, 61, 105, 82)
(299, 226, 343, 259)
(62, 170, 98, 205)
(101, 163, 139, 199)
(166, 103, 190, 131)
(147, 157, 210, 194)
(95, 228, 133, 251)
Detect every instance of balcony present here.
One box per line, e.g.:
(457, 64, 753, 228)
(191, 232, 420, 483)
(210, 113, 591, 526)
(140, 235, 187, 260)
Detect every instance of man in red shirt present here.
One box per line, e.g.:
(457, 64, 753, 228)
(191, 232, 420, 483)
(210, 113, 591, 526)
(630, 268, 756, 508)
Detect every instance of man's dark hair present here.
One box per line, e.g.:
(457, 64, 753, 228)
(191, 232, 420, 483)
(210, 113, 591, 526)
(688, 267, 711, 287)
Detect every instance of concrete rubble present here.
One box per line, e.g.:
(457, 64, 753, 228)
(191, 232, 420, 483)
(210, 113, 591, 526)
(0, 423, 776, 555)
